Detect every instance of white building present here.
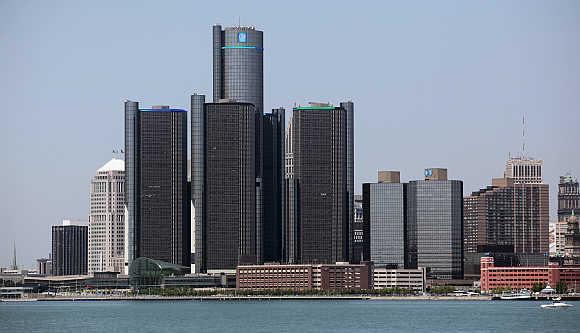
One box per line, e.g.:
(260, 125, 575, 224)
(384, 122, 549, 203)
(88, 158, 125, 274)
(373, 267, 426, 292)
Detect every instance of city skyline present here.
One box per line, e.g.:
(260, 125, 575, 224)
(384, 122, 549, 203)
(2, 1, 580, 267)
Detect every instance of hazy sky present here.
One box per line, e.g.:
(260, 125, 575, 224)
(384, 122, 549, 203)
(1, 1, 579, 268)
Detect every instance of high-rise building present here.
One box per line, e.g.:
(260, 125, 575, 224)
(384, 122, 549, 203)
(565, 212, 580, 257)
(556, 174, 580, 256)
(407, 169, 463, 279)
(193, 101, 262, 272)
(504, 157, 543, 184)
(464, 176, 550, 277)
(124, 102, 189, 270)
(213, 25, 263, 112)
(288, 102, 354, 264)
(285, 118, 294, 178)
(88, 158, 125, 274)
(363, 171, 406, 268)
(352, 194, 366, 263)
(52, 220, 88, 276)
(262, 108, 285, 263)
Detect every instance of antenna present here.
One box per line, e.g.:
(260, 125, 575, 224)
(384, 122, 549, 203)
(522, 114, 526, 158)
(11, 242, 17, 270)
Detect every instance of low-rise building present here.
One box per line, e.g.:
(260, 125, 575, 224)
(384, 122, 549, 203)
(373, 267, 426, 292)
(236, 262, 372, 290)
(480, 257, 580, 292)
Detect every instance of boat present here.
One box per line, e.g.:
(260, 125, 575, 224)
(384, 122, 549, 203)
(499, 289, 531, 300)
(541, 298, 573, 308)
(1, 298, 38, 303)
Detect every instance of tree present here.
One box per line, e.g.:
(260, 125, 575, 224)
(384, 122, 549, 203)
(556, 281, 567, 294)
(531, 282, 547, 293)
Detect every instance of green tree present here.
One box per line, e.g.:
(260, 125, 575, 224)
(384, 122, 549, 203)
(531, 282, 547, 293)
(556, 281, 567, 294)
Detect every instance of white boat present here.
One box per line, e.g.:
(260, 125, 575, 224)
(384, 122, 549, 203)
(1, 298, 38, 302)
(541, 297, 573, 308)
(499, 290, 531, 300)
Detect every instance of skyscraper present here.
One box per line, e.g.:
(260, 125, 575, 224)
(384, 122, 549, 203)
(262, 108, 285, 262)
(52, 220, 88, 276)
(289, 102, 354, 264)
(197, 101, 262, 272)
(407, 169, 463, 279)
(213, 25, 263, 112)
(124, 101, 189, 270)
(363, 171, 406, 268)
(504, 157, 543, 184)
(88, 158, 125, 274)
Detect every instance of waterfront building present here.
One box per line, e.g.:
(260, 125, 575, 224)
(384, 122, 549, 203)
(363, 171, 406, 268)
(213, 25, 263, 112)
(352, 194, 366, 263)
(504, 157, 543, 184)
(124, 102, 189, 270)
(480, 256, 580, 292)
(236, 262, 372, 290)
(192, 100, 263, 272)
(407, 168, 463, 279)
(262, 108, 285, 263)
(288, 102, 354, 264)
(36, 257, 52, 276)
(88, 158, 125, 274)
(464, 176, 549, 277)
(373, 267, 426, 292)
(52, 220, 88, 276)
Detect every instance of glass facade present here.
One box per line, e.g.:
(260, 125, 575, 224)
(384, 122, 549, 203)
(129, 257, 188, 288)
(407, 180, 463, 279)
(291, 104, 352, 264)
(190, 94, 205, 272)
(363, 183, 406, 268)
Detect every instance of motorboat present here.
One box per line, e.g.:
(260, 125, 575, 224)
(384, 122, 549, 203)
(541, 297, 573, 308)
(499, 289, 531, 300)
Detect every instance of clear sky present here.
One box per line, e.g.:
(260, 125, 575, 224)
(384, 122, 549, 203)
(1, 0, 579, 268)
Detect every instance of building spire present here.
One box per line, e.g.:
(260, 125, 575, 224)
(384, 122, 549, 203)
(11, 242, 17, 270)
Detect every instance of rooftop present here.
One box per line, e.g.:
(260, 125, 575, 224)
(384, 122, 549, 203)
(97, 158, 124, 172)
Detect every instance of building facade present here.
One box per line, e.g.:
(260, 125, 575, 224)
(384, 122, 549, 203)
(289, 102, 354, 264)
(373, 267, 426, 292)
(124, 102, 189, 270)
(213, 25, 263, 112)
(236, 262, 372, 291)
(363, 171, 406, 268)
(88, 158, 125, 274)
(464, 174, 550, 277)
(504, 157, 543, 184)
(556, 174, 580, 256)
(52, 220, 88, 276)
(407, 169, 463, 279)
(480, 256, 580, 292)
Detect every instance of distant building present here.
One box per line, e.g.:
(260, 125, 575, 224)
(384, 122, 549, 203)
(88, 158, 125, 274)
(565, 212, 580, 257)
(352, 194, 366, 263)
(407, 169, 463, 279)
(556, 174, 580, 256)
(373, 267, 426, 292)
(504, 157, 543, 184)
(52, 220, 88, 276)
(36, 257, 52, 276)
(236, 262, 372, 291)
(124, 102, 189, 270)
(288, 102, 354, 264)
(480, 257, 580, 292)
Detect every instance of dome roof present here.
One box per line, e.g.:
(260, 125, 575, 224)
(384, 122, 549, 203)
(97, 158, 124, 172)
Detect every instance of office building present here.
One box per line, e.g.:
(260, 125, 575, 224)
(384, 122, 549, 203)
(262, 108, 285, 262)
(363, 171, 406, 268)
(36, 257, 52, 276)
(192, 101, 262, 272)
(556, 174, 580, 256)
(288, 102, 354, 264)
(124, 102, 189, 270)
(373, 267, 426, 292)
(407, 168, 463, 279)
(88, 158, 125, 274)
(236, 262, 372, 291)
(213, 25, 263, 112)
(565, 212, 580, 257)
(504, 157, 543, 184)
(352, 194, 366, 263)
(464, 175, 549, 277)
(52, 220, 88, 276)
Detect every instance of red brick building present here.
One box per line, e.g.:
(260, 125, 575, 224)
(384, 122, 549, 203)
(480, 257, 580, 292)
(236, 262, 372, 290)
